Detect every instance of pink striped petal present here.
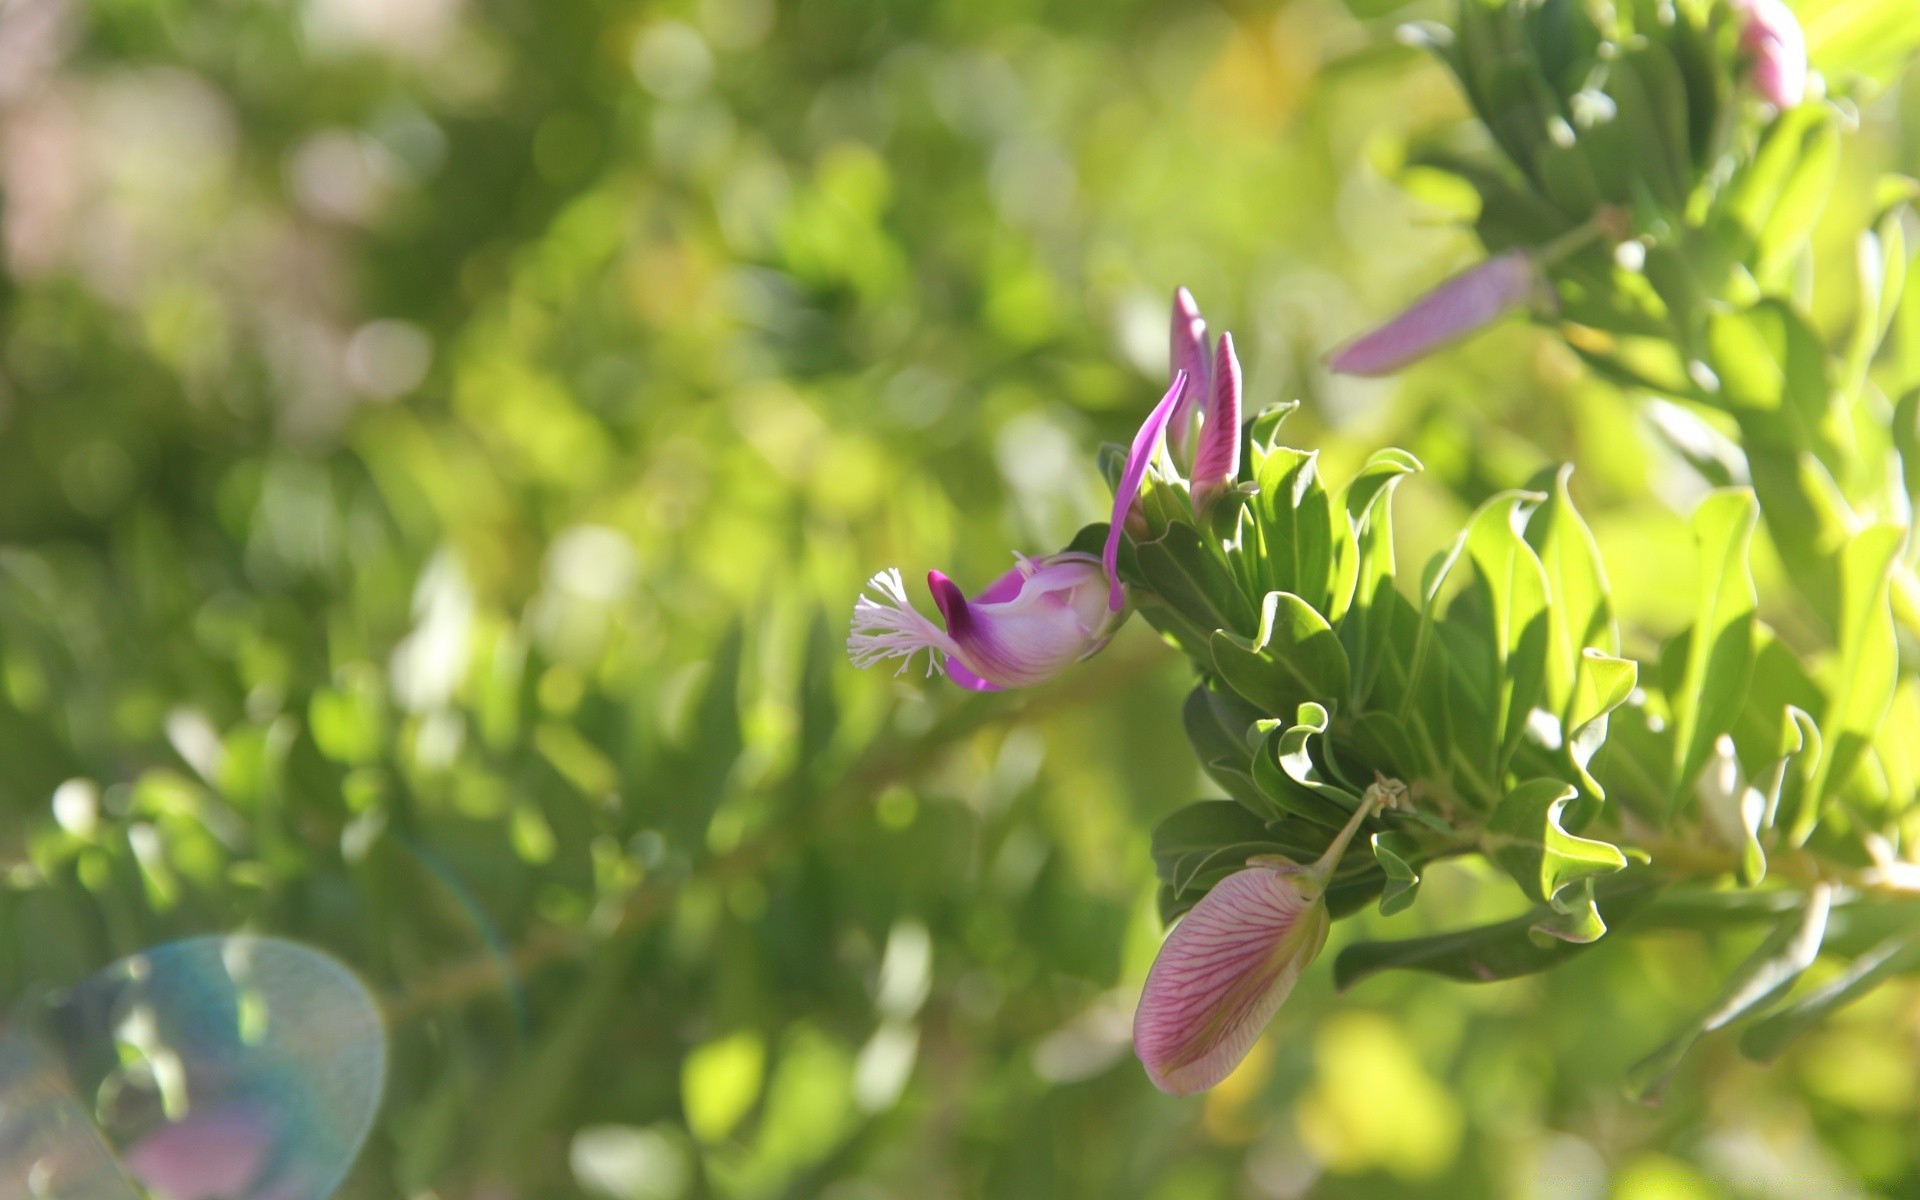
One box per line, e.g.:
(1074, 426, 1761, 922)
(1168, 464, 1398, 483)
(1133, 864, 1330, 1096)
(1327, 252, 1539, 377)
(1102, 373, 1186, 612)
(1168, 288, 1211, 462)
(1737, 0, 1806, 108)
(1190, 331, 1242, 512)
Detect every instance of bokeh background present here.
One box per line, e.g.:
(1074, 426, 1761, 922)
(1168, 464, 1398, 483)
(1, 0, 1917, 1196)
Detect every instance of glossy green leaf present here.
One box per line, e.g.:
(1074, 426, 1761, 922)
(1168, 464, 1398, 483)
(1370, 830, 1422, 917)
(1459, 490, 1552, 771)
(1210, 591, 1352, 718)
(1523, 464, 1616, 722)
(1800, 524, 1904, 844)
(1484, 778, 1628, 942)
(1666, 489, 1759, 816)
(1339, 449, 1421, 708)
(1253, 445, 1336, 614)
(1135, 521, 1258, 639)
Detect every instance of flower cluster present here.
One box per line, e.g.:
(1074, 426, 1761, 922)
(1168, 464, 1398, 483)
(847, 289, 1242, 692)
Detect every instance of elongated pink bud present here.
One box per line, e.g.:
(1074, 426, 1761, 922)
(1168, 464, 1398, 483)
(1133, 862, 1331, 1095)
(1736, 0, 1806, 109)
(1167, 287, 1211, 463)
(1327, 251, 1539, 377)
(1189, 331, 1241, 513)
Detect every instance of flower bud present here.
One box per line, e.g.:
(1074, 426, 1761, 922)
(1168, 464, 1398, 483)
(849, 369, 1192, 687)
(1327, 251, 1540, 377)
(1132, 860, 1331, 1095)
(1133, 785, 1389, 1094)
(1736, 0, 1807, 109)
(1161, 289, 1243, 514)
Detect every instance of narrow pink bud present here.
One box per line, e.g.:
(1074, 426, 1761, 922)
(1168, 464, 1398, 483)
(1132, 863, 1331, 1095)
(1327, 251, 1539, 377)
(1736, 0, 1806, 109)
(1167, 287, 1211, 463)
(1189, 331, 1242, 513)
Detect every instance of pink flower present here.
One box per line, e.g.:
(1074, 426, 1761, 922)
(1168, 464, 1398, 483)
(1736, 0, 1807, 109)
(847, 375, 1185, 689)
(1326, 251, 1540, 377)
(1164, 288, 1243, 514)
(1133, 785, 1389, 1094)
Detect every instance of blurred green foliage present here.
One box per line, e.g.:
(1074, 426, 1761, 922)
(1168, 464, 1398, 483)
(0, 0, 1916, 1197)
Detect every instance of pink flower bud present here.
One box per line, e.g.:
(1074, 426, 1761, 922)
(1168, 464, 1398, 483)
(1133, 786, 1388, 1094)
(1327, 251, 1540, 377)
(1160, 289, 1243, 514)
(1736, 0, 1807, 109)
(1132, 861, 1331, 1095)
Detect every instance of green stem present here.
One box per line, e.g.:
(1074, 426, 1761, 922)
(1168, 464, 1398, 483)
(1310, 787, 1384, 881)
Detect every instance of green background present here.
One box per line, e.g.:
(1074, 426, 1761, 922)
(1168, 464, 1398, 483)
(0, 0, 1915, 1196)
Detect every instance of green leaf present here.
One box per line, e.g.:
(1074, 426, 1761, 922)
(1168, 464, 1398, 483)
(1338, 449, 1421, 707)
(1334, 870, 1664, 991)
(1739, 932, 1920, 1063)
(1150, 800, 1270, 875)
(1253, 445, 1336, 614)
(1523, 464, 1616, 723)
(1248, 400, 1301, 455)
(1800, 524, 1904, 844)
(1258, 701, 1364, 829)
(1561, 648, 1638, 830)
(1210, 591, 1352, 717)
(1370, 831, 1421, 917)
(1484, 778, 1628, 943)
(1135, 521, 1258, 639)
(1182, 685, 1268, 816)
(1723, 106, 1839, 288)
(1705, 302, 1843, 461)
(1608, 42, 1692, 213)
(1628, 885, 1833, 1102)
(1845, 214, 1907, 395)
(1666, 489, 1759, 817)
(1459, 490, 1552, 771)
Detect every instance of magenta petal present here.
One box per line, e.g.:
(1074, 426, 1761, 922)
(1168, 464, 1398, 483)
(1103, 373, 1187, 612)
(1168, 287, 1211, 460)
(927, 570, 971, 632)
(945, 656, 1001, 691)
(1327, 252, 1538, 377)
(1133, 865, 1329, 1096)
(1190, 331, 1242, 511)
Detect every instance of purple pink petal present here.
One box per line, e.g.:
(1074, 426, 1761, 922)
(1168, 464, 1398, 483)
(1102, 373, 1187, 611)
(1133, 863, 1330, 1096)
(1327, 251, 1538, 377)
